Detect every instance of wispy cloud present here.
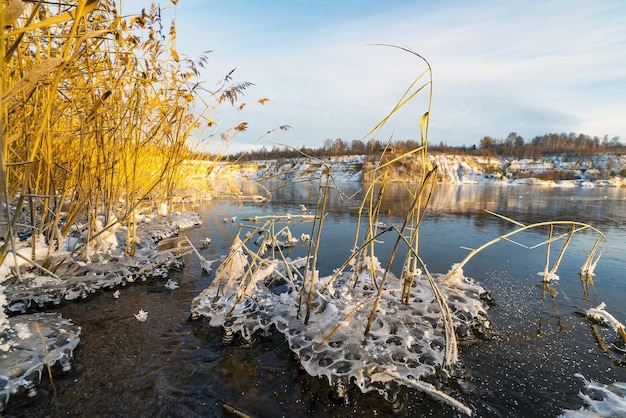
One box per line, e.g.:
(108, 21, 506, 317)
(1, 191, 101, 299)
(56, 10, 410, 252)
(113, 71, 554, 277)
(134, 0, 626, 151)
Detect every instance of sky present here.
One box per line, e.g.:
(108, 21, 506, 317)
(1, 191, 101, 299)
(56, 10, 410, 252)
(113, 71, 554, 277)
(123, 0, 626, 154)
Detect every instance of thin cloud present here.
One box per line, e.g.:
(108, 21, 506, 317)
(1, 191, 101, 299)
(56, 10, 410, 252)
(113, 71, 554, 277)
(132, 0, 626, 150)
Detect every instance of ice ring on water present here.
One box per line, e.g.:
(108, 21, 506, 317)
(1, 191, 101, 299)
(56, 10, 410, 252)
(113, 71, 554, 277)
(192, 236, 492, 415)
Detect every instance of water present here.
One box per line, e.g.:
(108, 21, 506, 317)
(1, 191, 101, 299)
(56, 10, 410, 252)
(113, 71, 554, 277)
(6, 183, 626, 417)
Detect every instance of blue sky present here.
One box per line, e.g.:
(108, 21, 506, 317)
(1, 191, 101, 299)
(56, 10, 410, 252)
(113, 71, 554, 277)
(124, 0, 626, 153)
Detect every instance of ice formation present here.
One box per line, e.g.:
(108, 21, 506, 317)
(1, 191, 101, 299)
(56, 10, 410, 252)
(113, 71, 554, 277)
(134, 309, 149, 322)
(586, 303, 625, 333)
(2, 212, 201, 314)
(585, 303, 626, 346)
(165, 279, 179, 290)
(560, 374, 626, 418)
(0, 212, 200, 412)
(3, 248, 185, 314)
(538, 271, 560, 282)
(0, 313, 81, 410)
(192, 237, 492, 414)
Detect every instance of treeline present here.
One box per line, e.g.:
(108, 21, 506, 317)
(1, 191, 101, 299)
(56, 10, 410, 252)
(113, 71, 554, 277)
(229, 132, 624, 161)
(476, 132, 625, 158)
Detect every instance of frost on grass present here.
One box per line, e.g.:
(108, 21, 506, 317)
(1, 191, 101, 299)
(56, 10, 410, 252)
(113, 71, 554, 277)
(0, 313, 81, 411)
(192, 237, 491, 415)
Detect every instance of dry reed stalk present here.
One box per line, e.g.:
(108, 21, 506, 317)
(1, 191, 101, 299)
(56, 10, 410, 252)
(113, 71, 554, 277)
(549, 224, 575, 275)
(33, 321, 57, 398)
(580, 235, 605, 276)
(302, 169, 331, 324)
(543, 224, 554, 278)
(1, 1, 254, 268)
(362, 167, 437, 336)
(446, 220, 606, 280)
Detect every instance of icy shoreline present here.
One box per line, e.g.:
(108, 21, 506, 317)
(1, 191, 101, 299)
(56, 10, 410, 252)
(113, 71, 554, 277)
(0, 212, 201, 410)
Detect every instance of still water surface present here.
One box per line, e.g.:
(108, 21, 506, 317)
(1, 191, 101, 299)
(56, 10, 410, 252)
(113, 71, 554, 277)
(8, 183, 626, 417)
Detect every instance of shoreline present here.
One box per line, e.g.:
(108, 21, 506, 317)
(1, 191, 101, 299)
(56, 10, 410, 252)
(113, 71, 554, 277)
(183, 153, 626, 188)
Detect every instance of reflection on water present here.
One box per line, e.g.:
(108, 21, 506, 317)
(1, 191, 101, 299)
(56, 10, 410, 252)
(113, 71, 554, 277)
(240, 180, 626, 227)
(425, 184, 626, 227)
(8, 182, 626, 417)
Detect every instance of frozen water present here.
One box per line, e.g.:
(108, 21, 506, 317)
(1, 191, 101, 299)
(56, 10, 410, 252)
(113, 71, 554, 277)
(0, 212, 200, 412)
(191, 238, 492, 413)
(0, 313, 80, 411)
(2, 212, 201, 314)
(3, 247, 185, 313)
(560, 374, 626, 417)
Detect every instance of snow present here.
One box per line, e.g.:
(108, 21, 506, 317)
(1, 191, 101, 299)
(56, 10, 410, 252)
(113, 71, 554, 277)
(560, 374, 626, 418)
(197, 153, 626, 187)
(204, 155, 366, 183)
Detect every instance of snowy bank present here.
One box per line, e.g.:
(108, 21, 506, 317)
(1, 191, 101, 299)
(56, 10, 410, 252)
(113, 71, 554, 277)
(189, 154, 626, 187)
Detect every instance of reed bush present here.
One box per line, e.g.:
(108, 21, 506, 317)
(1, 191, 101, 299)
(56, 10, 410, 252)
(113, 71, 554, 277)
(0, 1, 253, 265)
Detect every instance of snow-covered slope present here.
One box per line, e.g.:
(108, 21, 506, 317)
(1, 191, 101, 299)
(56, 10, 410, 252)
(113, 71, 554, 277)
(184, 153, 626, 187)
(201, 155, 365, 183)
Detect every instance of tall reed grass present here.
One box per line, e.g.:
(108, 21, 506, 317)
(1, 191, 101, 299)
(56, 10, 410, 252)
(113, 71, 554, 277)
(0, 1, 251, 267)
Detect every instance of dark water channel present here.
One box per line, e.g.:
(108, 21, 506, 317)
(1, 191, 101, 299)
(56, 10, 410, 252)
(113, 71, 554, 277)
(6, 183, 626, 417)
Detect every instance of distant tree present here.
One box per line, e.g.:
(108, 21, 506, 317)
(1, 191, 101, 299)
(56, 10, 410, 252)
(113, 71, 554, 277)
(406, 139, 420, 150)
(479, 136, 496, 149)
(323, 138, 334, 155)
(227, 130, 623, 161)
(366, 139, 382, 154)
(601, 135, 610, 149)
(609, 136, 622, 148)
(350, 139, 365, 154)
(332, 138, 346, 154)
(513, 133, 524, 148)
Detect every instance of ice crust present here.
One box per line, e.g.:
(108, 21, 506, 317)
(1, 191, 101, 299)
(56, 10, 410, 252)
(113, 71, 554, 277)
(560, 374, 626, 417)
(0, 212, 200, 412)
(191, 242, 492, 403)
(0, 313, 81, 410)
(586, 303, 625, 333)
(4, 249, 185, 313)
(2, 212, 201, 314)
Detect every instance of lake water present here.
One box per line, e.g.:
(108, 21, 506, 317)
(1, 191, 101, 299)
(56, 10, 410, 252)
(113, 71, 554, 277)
(7, 182, 626, 417)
